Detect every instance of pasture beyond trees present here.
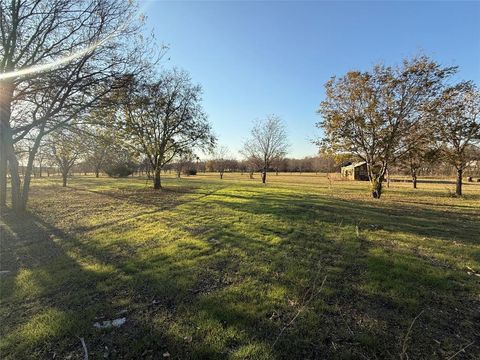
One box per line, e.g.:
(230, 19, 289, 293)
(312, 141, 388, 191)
(1, 174, 479, 359)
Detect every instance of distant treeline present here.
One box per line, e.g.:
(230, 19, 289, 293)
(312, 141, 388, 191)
(16, 153, 480, 179)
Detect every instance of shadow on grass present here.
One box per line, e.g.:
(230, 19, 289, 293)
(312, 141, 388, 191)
(68, 184, 195, 208)
(1, 181, 479, 359)
(197, 190, 479, 357)
(0, 210, 232, 359)
(212, 191, 480, 246)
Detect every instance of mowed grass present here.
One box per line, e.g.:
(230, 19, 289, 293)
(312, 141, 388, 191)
(1, 173, 479, 359)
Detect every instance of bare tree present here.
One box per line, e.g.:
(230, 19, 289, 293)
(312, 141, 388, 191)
(429, 82, 480, 196)
(225, 158, 239, 173)
(241, 115, 289, 184)
(399, 121, 439, 189)
(120, 69, 215, 189)
(0, 0, 152, 211)
(272, 157, 285, 175)
(318, 56, 456, 198)
(34, 145, 49, 178)
(212, 145, 230, 179)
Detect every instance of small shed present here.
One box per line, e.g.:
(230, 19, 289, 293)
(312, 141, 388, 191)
(341, 162, 368, 181)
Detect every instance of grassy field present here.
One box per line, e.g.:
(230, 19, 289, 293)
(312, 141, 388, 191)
(1, 173, 479, 359)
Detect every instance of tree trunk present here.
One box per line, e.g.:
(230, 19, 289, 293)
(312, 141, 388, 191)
(20, 126, 45, 211)
(7, 144, 22, 210)
(16, 126, 45, 211)
(367, 162, 387, 199)
(0, 135, 7, 207)
(220, 172, 223, 179)
(0, 82, 14, 208)
(153, 168, 162, 189)
(411, 168, 417, 189)
(371, 178, 383, 199)
(262, 168, 267, 184)
(20, 152, 37, 210)
(62, 172, 68, 187)
(456, 168, 462, 196)
(95, 169, 100, 178)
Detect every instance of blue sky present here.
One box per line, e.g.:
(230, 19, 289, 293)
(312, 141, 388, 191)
(142, 1, 480, 158)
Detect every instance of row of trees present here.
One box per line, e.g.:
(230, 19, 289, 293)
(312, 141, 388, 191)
(0, 0, 154, 211)
(0, 0, 217, 211)
(20, 138, 479, 182)
(15, 126, 138, 186)
(318, 56, 480, 198)
(204, 152, 337, 177)
(1, 0, 478, 211)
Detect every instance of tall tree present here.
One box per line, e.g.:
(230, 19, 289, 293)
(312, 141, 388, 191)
(120, 69, 215, 189)
(241, 115, 289, 184)
(0, 0, 150, 211)
(318, 56, 456, 198)
(429, 82, 480, 196)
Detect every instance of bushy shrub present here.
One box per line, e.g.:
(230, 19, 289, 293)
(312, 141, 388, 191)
(104, 162, 136, 178)
(183, 168, 197, 176)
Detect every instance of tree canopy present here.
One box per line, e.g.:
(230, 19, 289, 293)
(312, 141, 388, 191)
(241, 115, 289, 184)
(318, 56, 457, 198)
(118, 69, 215, 189)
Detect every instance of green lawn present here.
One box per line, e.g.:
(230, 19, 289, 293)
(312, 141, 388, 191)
(1, 173, 479, 359)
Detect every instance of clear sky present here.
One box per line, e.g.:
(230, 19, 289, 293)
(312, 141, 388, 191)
(141, 0, 480, 158)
